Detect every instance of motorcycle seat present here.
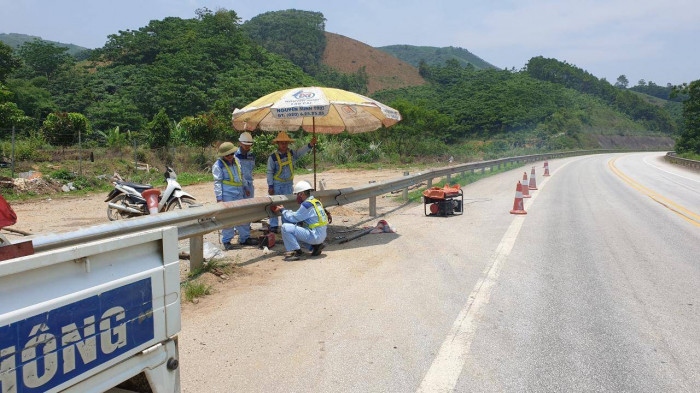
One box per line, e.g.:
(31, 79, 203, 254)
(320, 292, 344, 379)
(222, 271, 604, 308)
(118, 181, 153, 192)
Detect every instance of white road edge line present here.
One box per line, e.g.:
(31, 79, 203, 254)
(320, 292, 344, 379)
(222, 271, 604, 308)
(416, 160, 567, 392)
(641, 152, 700, 183)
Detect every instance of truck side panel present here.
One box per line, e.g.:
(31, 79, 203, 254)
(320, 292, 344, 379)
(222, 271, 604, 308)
(0, 227, 180, 393)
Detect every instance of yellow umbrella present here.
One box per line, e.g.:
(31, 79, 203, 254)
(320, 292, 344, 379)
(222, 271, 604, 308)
(232, 86, 402, 186)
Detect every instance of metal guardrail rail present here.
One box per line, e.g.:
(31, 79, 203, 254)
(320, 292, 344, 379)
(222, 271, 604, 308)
(28, 149, 615, 268)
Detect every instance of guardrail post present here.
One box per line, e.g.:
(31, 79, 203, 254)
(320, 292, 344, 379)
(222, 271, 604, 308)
(427, 178, 432, 188)
(402, 172, 409, 200)
(368, 180, 377, 217)
(190, 235, 204, 271)
(481, 167, 485, 174)
(446, 173, 451, 183)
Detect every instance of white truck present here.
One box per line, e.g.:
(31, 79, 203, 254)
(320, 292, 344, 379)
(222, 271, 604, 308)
(0, 227, 181, 393)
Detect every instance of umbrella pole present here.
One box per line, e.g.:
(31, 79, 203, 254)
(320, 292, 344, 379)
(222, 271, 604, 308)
(313, 117, 317, 190)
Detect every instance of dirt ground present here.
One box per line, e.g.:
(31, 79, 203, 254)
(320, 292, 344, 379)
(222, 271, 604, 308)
(2, 167, 420, 304)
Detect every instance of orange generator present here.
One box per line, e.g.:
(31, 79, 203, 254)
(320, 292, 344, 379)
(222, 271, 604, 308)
(422, 184, 463, 216)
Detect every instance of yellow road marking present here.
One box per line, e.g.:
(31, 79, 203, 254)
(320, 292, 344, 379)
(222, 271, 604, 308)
(609, 157, 700, 227)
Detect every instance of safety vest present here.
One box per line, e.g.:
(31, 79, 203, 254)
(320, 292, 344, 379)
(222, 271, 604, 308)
(218, 158, 243, 187)
(306, 197, 329, 229)
(273, 151, 294, 182)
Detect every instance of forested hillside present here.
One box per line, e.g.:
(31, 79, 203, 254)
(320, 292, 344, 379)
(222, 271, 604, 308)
(378, 45, 497, 70)
(374, 60, 673, 153)
(1, 6, 695, 176)
(0, 33, 90, 59)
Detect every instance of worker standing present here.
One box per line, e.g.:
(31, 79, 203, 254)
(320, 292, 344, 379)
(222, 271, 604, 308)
(235, 131, 257, 244)
(213, 141, 258, 250)
(236, 132, 255, 198)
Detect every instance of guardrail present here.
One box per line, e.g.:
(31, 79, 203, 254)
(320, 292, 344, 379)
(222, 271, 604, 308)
(28, 149, 614, 270)
(665, 151, 700, 170)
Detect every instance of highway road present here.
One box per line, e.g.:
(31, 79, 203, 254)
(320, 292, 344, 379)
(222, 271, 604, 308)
(179, 152, 699, 392)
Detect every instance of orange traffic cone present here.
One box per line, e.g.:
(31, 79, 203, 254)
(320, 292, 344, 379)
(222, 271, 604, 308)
(543, 161, 551, 176)
(521, 172, 531, 198)
(529, 166, 538, 190)
(510, 182, 527, 215)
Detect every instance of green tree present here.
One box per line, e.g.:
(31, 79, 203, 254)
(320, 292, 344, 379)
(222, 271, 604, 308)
(178, 113, 223, 148)
(243, 9, 326, 74)
(0, 42, 21, 82)
(674, 80, 700, 155)
(84, 96, 146, 132)
(314, 65, 369, 94)
(5, 78, 56, 121)
(0, 84, 32, 128)
(96, 126, 130, 149)
(615, 74, 629, 89)
(146, 109, 172, 149)
(16, 40, 73, 79)
(42, 112, 89, 148)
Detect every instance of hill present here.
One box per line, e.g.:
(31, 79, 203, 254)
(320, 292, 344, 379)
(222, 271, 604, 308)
(321, 32, 426, 94)
(0, 33, 89, 57)
(377, 45, 498, 70)
(1, 9, 680, 155)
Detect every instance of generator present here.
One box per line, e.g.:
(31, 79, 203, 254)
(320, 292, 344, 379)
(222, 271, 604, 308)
(422, 184, 464, 217)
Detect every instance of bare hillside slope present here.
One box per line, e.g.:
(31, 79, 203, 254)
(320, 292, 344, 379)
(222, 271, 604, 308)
(322, 32, 426, 94)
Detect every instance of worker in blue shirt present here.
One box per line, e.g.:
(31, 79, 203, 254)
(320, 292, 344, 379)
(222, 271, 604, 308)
(266, 131, 316, 233)
(213, 141, 258, 250)
(270, 180, 328, 261)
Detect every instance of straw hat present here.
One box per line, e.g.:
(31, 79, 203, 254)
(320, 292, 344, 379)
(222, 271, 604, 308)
(272, 131, 294, 143)
(217, 142, 236, 157)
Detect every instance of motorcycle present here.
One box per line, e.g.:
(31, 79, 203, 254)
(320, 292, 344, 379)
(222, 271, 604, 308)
(105, 167, 197, 221)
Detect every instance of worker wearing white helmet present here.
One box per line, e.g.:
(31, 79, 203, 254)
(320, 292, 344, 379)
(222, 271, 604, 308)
(270, 180, 328, 261)
(236, 132, 255, 198)
(232, 132, 257, 247)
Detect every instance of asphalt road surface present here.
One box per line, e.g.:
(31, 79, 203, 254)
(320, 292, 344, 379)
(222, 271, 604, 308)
(179, 152, 699, 392)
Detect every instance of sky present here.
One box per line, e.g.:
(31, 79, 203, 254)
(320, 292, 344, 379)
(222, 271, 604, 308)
(2, 0, 699, 86)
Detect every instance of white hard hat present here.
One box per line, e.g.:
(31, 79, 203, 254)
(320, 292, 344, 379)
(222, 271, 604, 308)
(238, 132, 253, 145)
(293, 180, 313, 194)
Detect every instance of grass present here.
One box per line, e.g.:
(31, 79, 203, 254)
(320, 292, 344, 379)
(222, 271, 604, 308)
(181, 259, 237, 302)
(188, 258, 233, 279)
(182, 281, 211, 303)
(678, 152, 700, 160)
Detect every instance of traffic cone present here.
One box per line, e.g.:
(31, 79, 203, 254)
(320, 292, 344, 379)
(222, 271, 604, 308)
(510, 182, 527, 215)
(543, 161, 551, 176)
(521, 172, 531, 198)
(142, 189, 161, 214)
(529, 166, 538, 190)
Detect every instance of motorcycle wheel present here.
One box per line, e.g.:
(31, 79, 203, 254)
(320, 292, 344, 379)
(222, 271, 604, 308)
(107, 194, 132, 221)
(165, 197, 197, 212)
